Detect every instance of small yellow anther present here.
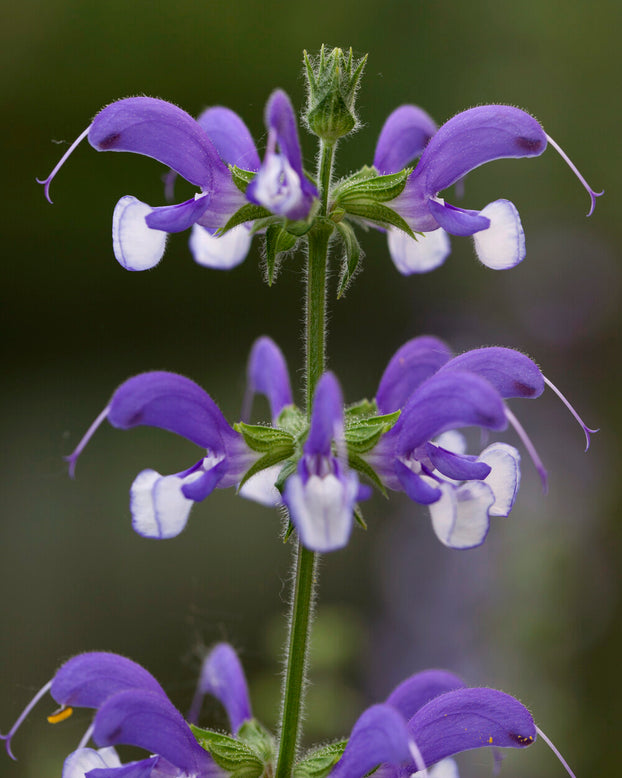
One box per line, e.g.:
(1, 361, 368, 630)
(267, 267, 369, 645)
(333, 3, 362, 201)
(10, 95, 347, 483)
(488, 736, 493, 744)
(47, 706, 73, 724)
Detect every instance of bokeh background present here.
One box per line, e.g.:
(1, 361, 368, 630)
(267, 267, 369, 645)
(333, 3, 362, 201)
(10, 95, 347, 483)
(2, 1, 620, 776)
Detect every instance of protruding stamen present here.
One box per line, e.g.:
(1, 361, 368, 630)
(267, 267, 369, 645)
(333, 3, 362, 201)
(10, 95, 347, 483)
(536, 726, 577, 778)
(505, 407, 548, 493)
(36, 126, 92, 204)
(77, 722, 94, 750)
(0, 680, 52, 760)
(47, 706, 73, 724)
(65, 405, 110, 478)
(409, 739, 430, 778)
(546, 134, 604, 216)
(543, 376, 598, 452)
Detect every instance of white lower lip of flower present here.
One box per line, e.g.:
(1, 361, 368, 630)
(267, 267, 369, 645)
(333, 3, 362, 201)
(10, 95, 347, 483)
(253, 154, 304, 215)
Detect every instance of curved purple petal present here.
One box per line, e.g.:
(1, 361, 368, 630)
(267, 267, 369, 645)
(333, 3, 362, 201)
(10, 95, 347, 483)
(305, 373, 344, 457)
(394, 461, 442, 505)
(413, 105, 547, 197)
(408, 687, 537, 767)
(427, 445, 491, 481)
(246, 337, 293, 423)
(93, 689, 217, 777)
(440, 348, 544, 399)
(385, 670, 465, 721)
(398, 371, 507, 454)
(374, 105, 438, 174)
(51, 653, 165, 709)
(330, 704, 412, 778)
(427, 200, 490, 237)
(180, 459, 229, 501)
(87, 756, 160, 778)
(188, 643, 252, 733)
(107, 372, 233, 451)
(266, 90, 305, 180)
(88, 97, 225, 188)
(145, 195, 212, 233)
(376, 336, 453, 414)
(197, 106, 261, 172)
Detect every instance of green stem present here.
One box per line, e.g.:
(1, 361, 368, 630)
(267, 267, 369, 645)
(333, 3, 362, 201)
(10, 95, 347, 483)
(274, 141, 337, 778)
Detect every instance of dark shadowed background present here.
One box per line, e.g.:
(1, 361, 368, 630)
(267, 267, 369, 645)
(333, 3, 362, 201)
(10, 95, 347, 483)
(2, 1, 620, 775)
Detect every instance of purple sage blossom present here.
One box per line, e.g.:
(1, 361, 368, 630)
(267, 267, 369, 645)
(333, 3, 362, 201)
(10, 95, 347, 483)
(374, 104, 602, 273)
(65, 371, 261, 539)
(283, 372, 367, 552)
(365, 336, 595, 549)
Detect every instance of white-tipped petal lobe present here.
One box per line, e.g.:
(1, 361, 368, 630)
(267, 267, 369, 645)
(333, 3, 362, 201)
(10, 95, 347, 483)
(429, 481, 494, 549)
(189, 224, 252, 269)
(62, 747, 122, 778)
(112, 196, 167, 271)
(130, 469, 198, 539)
(480, 442, 521, 516)
(387, 227, 451, 275)
(472, 199, 525, 269)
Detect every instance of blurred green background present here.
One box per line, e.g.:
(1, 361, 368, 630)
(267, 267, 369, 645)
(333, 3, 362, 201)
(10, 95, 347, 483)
(2, 1, 620, 775)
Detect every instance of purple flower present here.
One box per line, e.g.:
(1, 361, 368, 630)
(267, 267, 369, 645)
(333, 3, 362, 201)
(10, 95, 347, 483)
(364, 336, 595, 548)
(374, 104, 602, 274)
(329, 669, 538, 778)
(283, 372, 367, 552)
(38, 92, 316, 272)
(65, 371, 261, 539)
(1, 651, 221, 778)
(246, 90, 318, 220)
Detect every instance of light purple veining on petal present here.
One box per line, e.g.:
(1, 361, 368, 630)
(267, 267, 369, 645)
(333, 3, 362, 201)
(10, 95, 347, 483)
(197, 106, 261, 172)
(428, 481, 493, 549)
(374, 105, 438, 174)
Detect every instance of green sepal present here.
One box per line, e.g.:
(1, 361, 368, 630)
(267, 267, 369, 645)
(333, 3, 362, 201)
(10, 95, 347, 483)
(190, 725, 265, 778)
(237, 719, 276, 764)
(238, 446, 294, 490)
(293, 740, 348, 778)
(353, 503, 367, 530)
(283, 519, 295, 543)
(348, 452, 388, 497)
(340, 201, 415, 238)
(284, 218, 316, 237)
(345, 411, 401, 454)
(230, 165, 257, 194)
(219, 203, 273, 236)
(276, 405, 307, 436)
(334, 167, 411, 204)
(335, 221, 362, 298)
(265, 225, 298, 285)
(345, 398, 378, 419)
(234, 422, 295, 453)
(274, 459, 299, 493)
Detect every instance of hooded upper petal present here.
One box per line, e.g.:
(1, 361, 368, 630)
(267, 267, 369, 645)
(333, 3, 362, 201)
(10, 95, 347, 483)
(196, 106, 261, 172)
(439, 347, 544, 399)
(88, 97, 227, 188)
(107, 371, 235, 451)
(50, 653, 166, 710)
(246, 337, 293, 423)
(374, 105, 438, 174)
(376, 336, 453, 414)
(188, 643, 252, 734)
(385, 670, 465, 720)
(93, 689, 218, 778)
(407, 687, 537, 767)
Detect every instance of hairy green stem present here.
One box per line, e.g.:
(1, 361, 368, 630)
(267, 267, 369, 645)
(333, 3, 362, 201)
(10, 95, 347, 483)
(274, 141, 337, 778)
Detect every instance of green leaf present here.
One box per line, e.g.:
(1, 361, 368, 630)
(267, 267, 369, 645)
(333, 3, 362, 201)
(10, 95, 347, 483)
(237, 719, 275, 763)
(335, 221, 362, 298)
(229, 165, 258, 193)
(294, 740, 348, 778)
(340, 201, 415, 237)
(219, 203, 272, 235)
(354, 410, 401, 430)
(238, 447, 295, 490)
(334, 168, 411, 204)
(348, 453, 387, 497)
(276, 405, 307, 435)
(190, 725, 265, 778)
(274, 459, 298, 493)
(265, 225, 299, 284)
(234, 422, 295, 453)
(345, 410, 401, 453)
(345, 398, 378, 419)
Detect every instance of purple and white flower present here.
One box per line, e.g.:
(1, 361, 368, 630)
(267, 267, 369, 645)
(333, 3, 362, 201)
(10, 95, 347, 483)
(65, 371, 260, 540)
(283, 372, 367, 553)
(374, 104, 602, 274)
(38, 91, 317, 273)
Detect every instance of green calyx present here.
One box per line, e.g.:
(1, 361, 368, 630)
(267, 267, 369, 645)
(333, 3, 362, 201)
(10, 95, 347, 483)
(304, 45, 367, 143)
(191, 720, 275, 778)
(293, 741, 348, 778)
